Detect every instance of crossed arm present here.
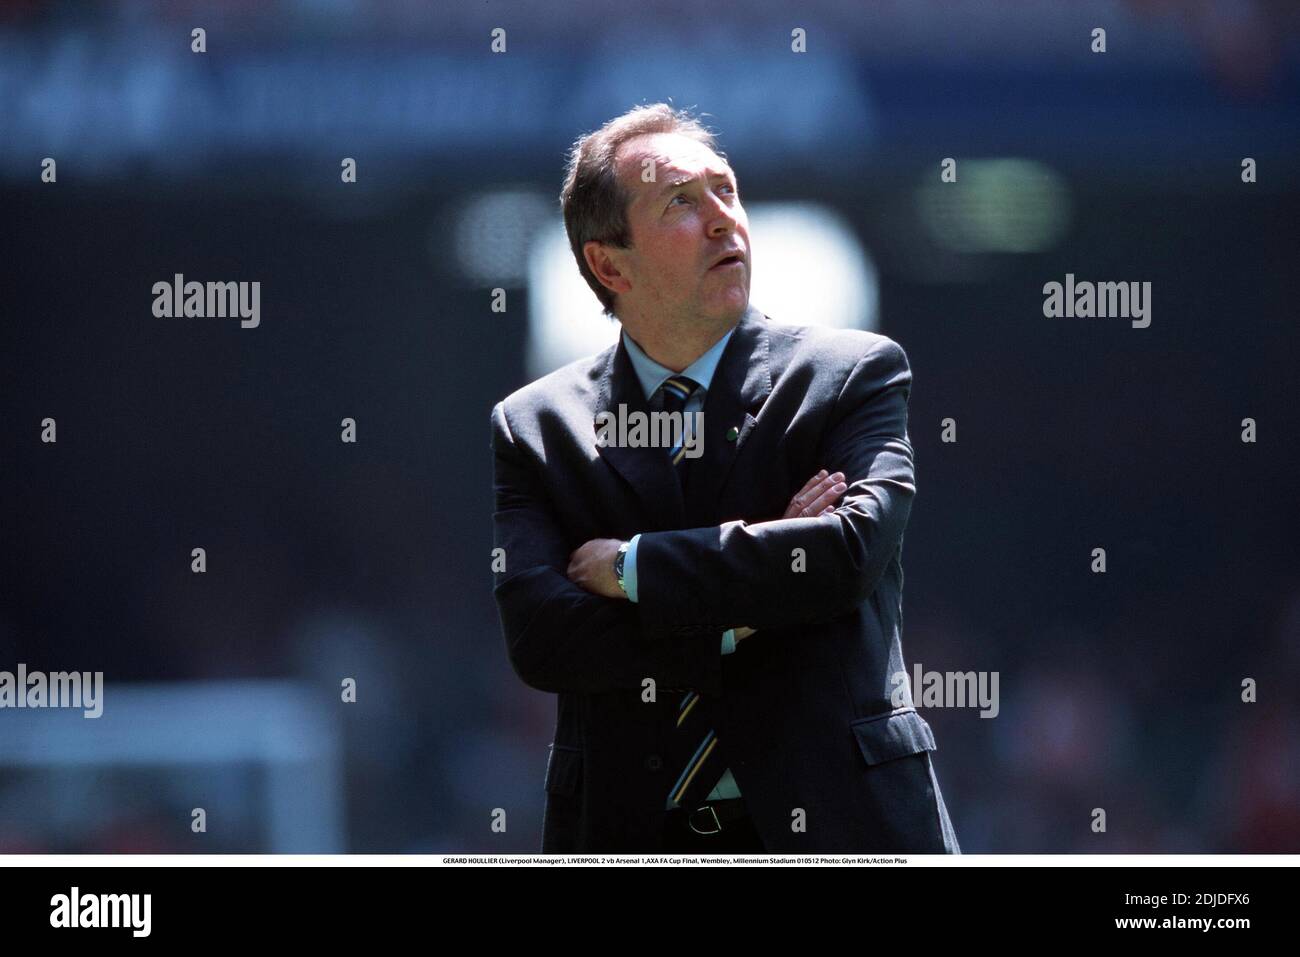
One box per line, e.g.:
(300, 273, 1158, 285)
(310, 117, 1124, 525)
(564, 468, 853, 646)
(491, 337, 915, 696)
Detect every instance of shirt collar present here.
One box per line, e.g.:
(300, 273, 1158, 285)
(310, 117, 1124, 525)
(620, 323, 737, 401)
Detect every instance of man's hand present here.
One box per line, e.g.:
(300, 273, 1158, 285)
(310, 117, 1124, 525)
(783, 469, 848, 519)
(566, 538, 627, 599)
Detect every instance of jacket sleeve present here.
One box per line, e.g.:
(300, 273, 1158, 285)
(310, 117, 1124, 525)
(490, 400, 725, 696)
(631, 336, 915, 636)
(625, 535, 737, 654)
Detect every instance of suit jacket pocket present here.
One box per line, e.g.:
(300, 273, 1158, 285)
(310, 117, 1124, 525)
(850, 708, 937, 766)
(544, 744, 583, 795)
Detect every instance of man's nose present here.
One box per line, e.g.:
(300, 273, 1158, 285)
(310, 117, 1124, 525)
(705, 198, 740, 236)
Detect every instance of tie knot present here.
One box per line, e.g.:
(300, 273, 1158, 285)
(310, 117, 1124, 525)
(659, 376, 698, 412)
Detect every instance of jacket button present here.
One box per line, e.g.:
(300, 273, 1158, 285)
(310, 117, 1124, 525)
(645, 754, 663, 772)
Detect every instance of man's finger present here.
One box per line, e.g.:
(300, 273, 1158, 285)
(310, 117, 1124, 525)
(804, 468, 830, 488)
(802, 480, 848, 517)
(793, 474, 845, 515)
(786, 470, 840, 517)
(791, 469, 828, 504)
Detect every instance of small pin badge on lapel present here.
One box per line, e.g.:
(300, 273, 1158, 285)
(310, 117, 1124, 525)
(725, 426, 740, 442)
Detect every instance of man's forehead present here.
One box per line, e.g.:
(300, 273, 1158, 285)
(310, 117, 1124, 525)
(616, 133, 732, 188)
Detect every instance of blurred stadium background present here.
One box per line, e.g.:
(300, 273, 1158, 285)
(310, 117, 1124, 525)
(2, 0, 1298, 852)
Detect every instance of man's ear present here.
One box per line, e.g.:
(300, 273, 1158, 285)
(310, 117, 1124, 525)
(583, 240, 632, 297)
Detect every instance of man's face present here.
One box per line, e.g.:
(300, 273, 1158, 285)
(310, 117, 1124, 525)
(589, 132, 751, 325)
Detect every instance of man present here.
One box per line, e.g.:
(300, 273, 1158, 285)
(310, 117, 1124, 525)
(490, 103, 959, 854)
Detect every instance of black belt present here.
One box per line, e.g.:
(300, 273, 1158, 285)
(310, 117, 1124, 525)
(666, 797, 750, 835)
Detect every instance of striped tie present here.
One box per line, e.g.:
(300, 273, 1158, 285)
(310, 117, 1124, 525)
(660, 375, 699, 489)
(658, 376, 724, 810)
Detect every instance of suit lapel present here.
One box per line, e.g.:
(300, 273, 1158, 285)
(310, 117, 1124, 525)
(686, 306, 771, 521)
(593, 305, 772, 531)
(594, 339, 687, 531)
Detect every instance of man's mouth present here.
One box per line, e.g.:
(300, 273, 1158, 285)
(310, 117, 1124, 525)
(709, 254, 745, 271)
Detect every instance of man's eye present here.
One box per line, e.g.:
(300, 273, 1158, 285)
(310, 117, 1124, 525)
(666, 184, 735, 211)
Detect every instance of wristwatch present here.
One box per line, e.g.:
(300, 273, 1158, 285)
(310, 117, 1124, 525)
(614, 541, 630, 596)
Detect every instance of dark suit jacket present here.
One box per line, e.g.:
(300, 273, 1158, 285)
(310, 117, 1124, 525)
(490, 304, 960, 853)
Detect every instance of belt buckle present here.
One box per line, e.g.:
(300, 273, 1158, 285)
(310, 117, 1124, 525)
(687, 804, 722, 835)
